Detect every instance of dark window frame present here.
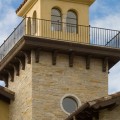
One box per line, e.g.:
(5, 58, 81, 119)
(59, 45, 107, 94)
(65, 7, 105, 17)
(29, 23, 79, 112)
(51, 8, 62, 31)
(66, 10, 78, 33)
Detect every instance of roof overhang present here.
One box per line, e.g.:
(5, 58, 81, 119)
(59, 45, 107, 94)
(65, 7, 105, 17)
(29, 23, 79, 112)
(65, 92, 120, 120)
(0, 36, 120, 86)
(16, 0, 38, 17)
(16, 0, 95, 17)
(0, 35, 120, 72)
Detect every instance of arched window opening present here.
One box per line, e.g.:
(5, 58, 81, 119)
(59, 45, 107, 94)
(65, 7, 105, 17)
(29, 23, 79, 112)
(66, 10, 78, 33)
(32, 11, 37, 35)
(51, 8, 62, 31)
(27, 17, 31, 35)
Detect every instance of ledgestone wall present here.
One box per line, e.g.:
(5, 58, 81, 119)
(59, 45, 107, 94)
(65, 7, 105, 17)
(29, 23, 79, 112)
(32, 51, 108, 119)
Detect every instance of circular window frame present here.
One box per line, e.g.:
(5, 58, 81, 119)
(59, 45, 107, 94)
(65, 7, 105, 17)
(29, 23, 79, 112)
(60, 94, 81, 115)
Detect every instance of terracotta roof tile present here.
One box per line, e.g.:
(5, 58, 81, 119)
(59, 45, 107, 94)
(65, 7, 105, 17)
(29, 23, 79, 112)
(16, 0, 28, 13)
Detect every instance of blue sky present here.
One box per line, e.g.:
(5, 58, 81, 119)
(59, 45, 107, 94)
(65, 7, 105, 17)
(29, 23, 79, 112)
(0, 0, 120, 94)
(90, 0, 120, 20)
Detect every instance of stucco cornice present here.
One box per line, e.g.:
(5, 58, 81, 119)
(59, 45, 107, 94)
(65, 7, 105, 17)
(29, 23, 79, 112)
(58, 0, 95, 6)
(16, 0, 95, 17)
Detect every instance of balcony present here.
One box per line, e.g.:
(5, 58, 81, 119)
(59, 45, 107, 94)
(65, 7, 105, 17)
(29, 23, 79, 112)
(0, 17, 120, 61)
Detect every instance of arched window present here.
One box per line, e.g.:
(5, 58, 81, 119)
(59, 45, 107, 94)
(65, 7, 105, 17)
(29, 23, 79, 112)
(51, 8, 62, 31)
(32, 11, 37, 35)
(66, 10, 78, 33)
(27, 17, 31, 35)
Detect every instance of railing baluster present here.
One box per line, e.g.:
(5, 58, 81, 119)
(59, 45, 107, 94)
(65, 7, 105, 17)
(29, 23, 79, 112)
(0, 17, 120, 61)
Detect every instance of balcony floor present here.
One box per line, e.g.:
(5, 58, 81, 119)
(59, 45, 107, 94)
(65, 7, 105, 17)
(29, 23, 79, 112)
(0, 35, 120, 72)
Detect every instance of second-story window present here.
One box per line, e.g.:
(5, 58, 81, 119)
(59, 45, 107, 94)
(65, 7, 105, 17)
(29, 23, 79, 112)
(66, 10, 78, 33)
(51, 8, 62, 31)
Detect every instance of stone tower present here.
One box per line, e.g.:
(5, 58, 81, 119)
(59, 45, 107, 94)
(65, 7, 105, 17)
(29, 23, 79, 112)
(0, 0, 120, 120)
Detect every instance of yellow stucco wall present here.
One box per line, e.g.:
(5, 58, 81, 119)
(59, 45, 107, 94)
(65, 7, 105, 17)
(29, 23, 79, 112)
(24, 0, 91, 43)
(25, 0, 89, 25)
(0, 100, 9, 120)
(26, 0, 40, 18)
(42, 0, 89, 25)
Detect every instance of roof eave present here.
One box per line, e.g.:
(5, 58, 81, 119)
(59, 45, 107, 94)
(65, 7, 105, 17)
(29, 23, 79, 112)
(16, 0, 38, 17)
(65, 92, 120, 120)
(58, 0, 95, 6)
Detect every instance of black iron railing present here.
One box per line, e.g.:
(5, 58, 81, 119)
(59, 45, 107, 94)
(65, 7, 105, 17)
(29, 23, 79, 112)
(0, 17, 120, 61)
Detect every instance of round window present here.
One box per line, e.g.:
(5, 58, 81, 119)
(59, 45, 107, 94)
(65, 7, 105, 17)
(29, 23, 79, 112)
(62, 96, 78, 114)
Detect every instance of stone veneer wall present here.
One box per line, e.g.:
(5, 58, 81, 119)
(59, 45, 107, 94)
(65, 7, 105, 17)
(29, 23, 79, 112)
(32, 51, 108, 119)
(8, 63, 32, 120)
(100, 106, 120, 120)
(7, 51, 108, 120)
